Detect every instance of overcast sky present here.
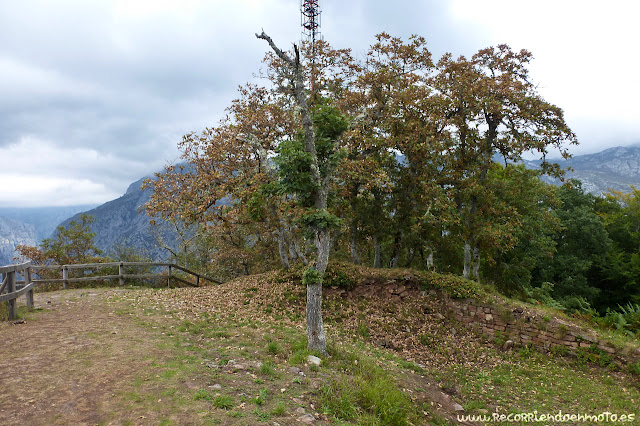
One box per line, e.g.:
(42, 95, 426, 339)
(1, 0, 638, 207)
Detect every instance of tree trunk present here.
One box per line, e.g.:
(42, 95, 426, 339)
(373, 234, 382, 268)
(425, 247, 434, 269)
(471, 245, 480, 280)
(293, 237, 309, 266)
(307, 228, 330, 353)
(350, 236, 360, 265)
(463, 240, 480, 280)
(389, 231, 402, 268)
(277, 228, 290, 269)
(463, 242, 472, 279)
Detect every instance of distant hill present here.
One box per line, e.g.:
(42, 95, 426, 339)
(0, 205, 97, 241)
(0, 216, 37, 266)
(0, 205, 96, 266)
(57, 176, 181, 262)
(524, 145, 640, 195)
(45, 145, 640, 264)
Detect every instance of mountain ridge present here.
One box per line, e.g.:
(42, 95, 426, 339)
(3, 145, 640, 266)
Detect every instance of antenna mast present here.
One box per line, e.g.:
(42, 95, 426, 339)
(301, 0, 321, 48)
(301, 0, 321, 93)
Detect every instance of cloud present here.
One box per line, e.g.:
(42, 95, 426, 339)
(0, 136, 147, 206)
(449, 0, 640, 154)
(0, 0, 638, 206)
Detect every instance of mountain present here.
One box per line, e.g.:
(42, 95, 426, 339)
(524, 145, 640, 195)
(0, 216, 37, 266)
(45, 145, 640, 264)
(0, 205, 95, 267)
(58, 177, 179, 262)
(0, 205, 97, 241)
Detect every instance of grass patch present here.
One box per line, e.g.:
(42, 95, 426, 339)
(266, 341, 280, 355)
(213, 395, 235, 410)
(318, 348, 421, 425)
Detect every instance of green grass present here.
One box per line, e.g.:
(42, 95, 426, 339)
(213, 395, 235, 410)
(266, 341, 280, 355)
(440, 346, 640, 416)
(318, 347, 422, 425)
(193, 389, 213, 402)
(21, 278, 639, 426)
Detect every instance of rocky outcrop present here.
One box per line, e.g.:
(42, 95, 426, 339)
(0, 216, 37, 266)
(526, 145, 640, 195)
(57, 177, 180, 261)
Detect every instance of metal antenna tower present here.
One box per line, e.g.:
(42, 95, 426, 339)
(301, 0, 321, 48)
(301, 0, 321, 94)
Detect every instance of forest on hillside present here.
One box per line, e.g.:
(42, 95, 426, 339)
(17, 33, 640, 342)
(140, 33, 639, 322)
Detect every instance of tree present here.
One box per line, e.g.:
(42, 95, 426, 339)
(590, 187, 640, 309)
(16, 213, 103, 265)
(337, 33, 446, 270)
(532, 181, 610, 307)
(145, 33, 580, 350)
(434, 45, 577, 279)
(256, 32, 349, 353)
(480, 164, 560, 294)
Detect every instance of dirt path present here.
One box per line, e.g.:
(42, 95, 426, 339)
(0, 284, 476, 425)
(0, 289, 179, 426)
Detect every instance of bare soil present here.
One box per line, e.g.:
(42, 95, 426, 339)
(0, 289, 192, 425)
(0, 282, 470, 425)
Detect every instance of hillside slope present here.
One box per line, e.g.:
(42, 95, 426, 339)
(0, 216, 37, 266)
(3, 269, 639, 424)
(47, 145, 640, 263)
(58, 177, 179, 261)
(526, 145, 640, 194)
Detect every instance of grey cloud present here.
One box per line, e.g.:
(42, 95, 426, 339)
(0, 0, 637, 206)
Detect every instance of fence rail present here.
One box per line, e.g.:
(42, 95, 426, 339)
(1, 261, 220, 321)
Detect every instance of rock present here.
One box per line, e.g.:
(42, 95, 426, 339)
(453, 403, 465, 412)
(503, 340, 514, 351)
(435, 313, 445, 320)
(295, 407, 306, 415)
(307, 355, 322, 366)
(297, 414, 316, 424)
(209, 384, 222, 390)
(376, 339, 394, 349)
(288, 366, 301, 374)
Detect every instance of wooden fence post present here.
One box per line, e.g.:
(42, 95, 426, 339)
(119, 263, 125, 286)
(167, 265, 172, 288)
(62, 266, 69, 290)
(7, 270, 16, 320)
(25, 267, 34, 310)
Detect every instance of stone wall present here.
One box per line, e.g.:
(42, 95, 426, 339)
(447, 297, 640, 367)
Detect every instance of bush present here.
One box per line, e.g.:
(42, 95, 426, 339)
(524, 282, 565, 310)
(419, 270, 482, 299)
(323, 262, 359, 290)
(599, 303, 640, 337)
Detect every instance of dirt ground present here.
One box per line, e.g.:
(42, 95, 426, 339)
(0, 289, 181, 426)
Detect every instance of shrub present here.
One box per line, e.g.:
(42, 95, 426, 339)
(419, 270, 482, 299)
(599, 303, 640, 337)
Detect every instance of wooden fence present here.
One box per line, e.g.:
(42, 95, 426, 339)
(1, 261, 220, 320)
(0, 262, 35, 321)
